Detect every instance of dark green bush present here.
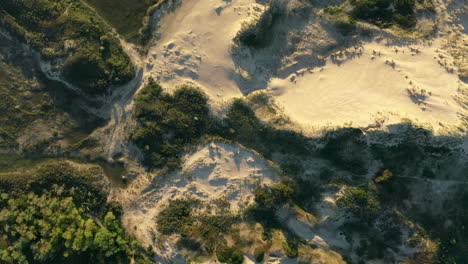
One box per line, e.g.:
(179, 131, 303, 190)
(196, 214, 235, 251)
(350, 0, 417, 29)
(254, 248, 265, 262)
(216, 246, 244, 264)
(0, 161, 152, 264)
(321, 128, 368, 175)
(0, 0, 134, 94)
(131, 78, 209, 169)
(254, 182, 294, 210)
(156, 199, 194, 235)
(234, 1, 284, 48)
(336, 187, 381, 221)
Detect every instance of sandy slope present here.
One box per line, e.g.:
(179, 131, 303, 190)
(143, 0, 467, 132)
(270, 41, 465, 129)
(112, 142, 280, 262)
(146, 0, 263, 99)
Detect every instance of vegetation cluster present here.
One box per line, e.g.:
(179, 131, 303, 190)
(83, 0, 164, 44)
(0, 0, 134, 94)
(0, 162, 152, 264)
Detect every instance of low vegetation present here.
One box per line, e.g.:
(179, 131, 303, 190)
(0, 59, 57, 149)
(155, 199, 194, 235)
(0, 161, 152, 264)
(336, 186, 381, 221)
(323, 5, 357, 35)
(350, 0, 418, 29)
(83, 0, 163, 43)
(216, 246, 244, 264)
(234, 0, 286, 48)
(0, 0, 134, 94)
(131, 78, 210, 169)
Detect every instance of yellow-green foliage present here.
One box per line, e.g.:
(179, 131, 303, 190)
(0, 192, 125, 263)
(374, 169, 393, 183)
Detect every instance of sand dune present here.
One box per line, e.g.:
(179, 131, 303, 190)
(142, 0, 466, 132)
(146, 0, 262, 99)
(271, 41, 465, 129)
(113, 142, 279, 261)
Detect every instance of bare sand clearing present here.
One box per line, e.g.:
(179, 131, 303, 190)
(142, 0, 466, 132)
(113, 142, 279, 260)
(146, 0, 262, 99)
(270, 41, 465, 129)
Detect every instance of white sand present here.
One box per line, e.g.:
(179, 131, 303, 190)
(141, 0, 467, 132)
(146, 0, 263, 99)
(270, 41, 465, 129)
(112, 142, 279, 262)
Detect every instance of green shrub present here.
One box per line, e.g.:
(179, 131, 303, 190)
(216, 246, 244, 264)
(0, 160, 152, 264)
(246, 182, 294, 228)
(131, 78, 209, 169)
(282, 241, 298, 258)
(254, 248, 265, 262)
(350, 0, 417, 29)
(254, 182, 294, 210)
(321, 128, 368, 175)
(0, 0, 134, 95)
(156, 199, 194, 235)
(336, 187, 381, 221)
(196, 214, 235, 251)
(234, 1, 284, 48)
(324, 5, 357, 35)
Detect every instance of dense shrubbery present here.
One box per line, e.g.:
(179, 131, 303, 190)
(131, 78, 210, 169)
(350, 0, 417, 29)
(216, 246, 244, 264)
(0, 162, 152, 264)
(254, 183, 294, 210)
(321, 128, 368, 175)
(155, 199, 194, 235)
(0, 162, 106, 213)
(323, 6, 357, 35)
(0, 192, 128, 264)
(156, 199, 236, 252)
(220, 99, 310, 160)
(132, 82, 310, 171)
(83, 0, 163, 44)
(246, 183, 294, 228)
(0, 0, 134, 94)
(281, 241, 298, 258)
(195, 214, 235, 251)
(336, 187, 381, 221)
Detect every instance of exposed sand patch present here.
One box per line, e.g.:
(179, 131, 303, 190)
(111, 142, 279, 262)
(142, 0, 466, 133)
(270, 41, 466, 130)
(146, 0, 263, 99)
